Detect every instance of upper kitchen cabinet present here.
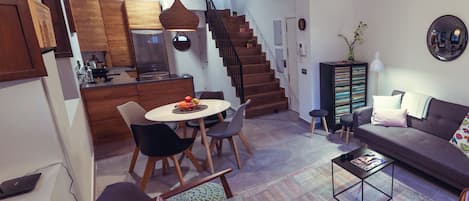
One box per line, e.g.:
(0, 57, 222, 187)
(100, 0, 133, 67)
(28, 0, 56, 49)
(125, 0, 163, 30)
(42, 0, 73, 58)
(0, 0, 50, 82)
(70, 0, 109, 52)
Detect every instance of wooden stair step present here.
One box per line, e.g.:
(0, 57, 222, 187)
(225, 55, 265, 65)
(229, 32, 253, 39)
(219, 46, 262, 57)
(243, 71, 274, 84)
(245, 100, 289, 118)
(243, 81, 280, 96)
(228, 63, 270, 74)
(245, 90, 286, 107)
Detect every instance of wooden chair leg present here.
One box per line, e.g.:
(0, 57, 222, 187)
(191, 127, 198, 138)
(216, 139, 223, 157)
(129, 147, 139, 173)
(184, 150, 203, 172)
(321, 117, 329, 134)
(182, 122, 187, 138)
(310, 117, 316, 137)
(171, 155, 185, 185)
(346, 127, 351, 144)
(228, 137, 242, 169)
(162, 158, 169, 176)
(209, 138, 218, 155)
(238, 132, 253, 154)
(340, 126, 345, 139)
(141, 157, 157, 191)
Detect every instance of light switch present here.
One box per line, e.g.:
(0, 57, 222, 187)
(301, 68, 307, 75)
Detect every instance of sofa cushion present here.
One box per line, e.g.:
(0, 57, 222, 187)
(357, 124, 469, 186)
(450, 113, 469, 158)
(167, 182, 226, 201)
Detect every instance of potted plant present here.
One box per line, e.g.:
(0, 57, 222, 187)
(338, 21, 367, 61)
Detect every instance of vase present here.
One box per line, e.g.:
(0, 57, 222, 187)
(347, 47, 355, 61)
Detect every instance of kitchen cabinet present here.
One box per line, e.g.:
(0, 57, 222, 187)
(28, 0, 56, 49)
(99, 0, 133, 67)
(42, 0, 73, 58)
(81, 77, 194, 146)
(0, 0, 48, 82)
(124, 0, 163, 29)
(70, 0, 109, 52)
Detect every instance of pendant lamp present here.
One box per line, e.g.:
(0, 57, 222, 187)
(160, 0, 199, 32)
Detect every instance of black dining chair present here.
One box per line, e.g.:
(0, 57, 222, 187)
(130, 123, 203, 190)
(117, 101, 201, 191)
(207, 99, 253, 169)
(186, 91, 227, 140)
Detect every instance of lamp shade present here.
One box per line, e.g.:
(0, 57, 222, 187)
(159, 0, 199, 32)
(370, 52, 385, 72)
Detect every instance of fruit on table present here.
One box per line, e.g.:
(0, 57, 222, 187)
(192, 98, 200, 105)
(185, 96, 192, 103)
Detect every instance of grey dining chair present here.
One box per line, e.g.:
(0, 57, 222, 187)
(207, 99, 253, 169)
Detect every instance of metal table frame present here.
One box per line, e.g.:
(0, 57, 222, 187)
(331, 160, 395, 201)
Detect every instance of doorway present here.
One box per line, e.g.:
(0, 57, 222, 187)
(285, 17, 299, 112)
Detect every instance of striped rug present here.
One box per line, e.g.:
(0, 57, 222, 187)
(228, 161, 434, 201)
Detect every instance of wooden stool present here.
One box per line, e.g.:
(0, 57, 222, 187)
(309, 109, 329, 137)
(339, 114, 353, 144)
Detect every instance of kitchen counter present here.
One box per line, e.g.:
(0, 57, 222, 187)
(79, 67, 195, 146)
(80, 67, 193, 89)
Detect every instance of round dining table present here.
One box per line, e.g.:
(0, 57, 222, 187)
(145, 99, 231, 174)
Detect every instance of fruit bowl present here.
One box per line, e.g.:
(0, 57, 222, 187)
(175, 96, 200, 111)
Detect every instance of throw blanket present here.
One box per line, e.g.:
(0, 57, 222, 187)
(401, 92, 432, 119)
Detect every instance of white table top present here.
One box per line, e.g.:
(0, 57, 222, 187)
(145, 99, 231, 122)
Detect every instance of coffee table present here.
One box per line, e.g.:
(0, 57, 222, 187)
(331, 147, 395, 201)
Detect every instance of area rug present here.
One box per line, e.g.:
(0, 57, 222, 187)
(228, 161, 434, 201)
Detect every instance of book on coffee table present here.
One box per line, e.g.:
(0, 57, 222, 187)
(350, 153, 386, 171)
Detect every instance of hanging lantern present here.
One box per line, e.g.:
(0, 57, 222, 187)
(159, 0, 199, 32)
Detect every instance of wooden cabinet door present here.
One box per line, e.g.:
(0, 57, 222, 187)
(124, 0, 162, 30)
(70, 0, 108, 52)
(42, 0, 73, 58)
(0, 0, 47, 82)
(100, 0, 132, 66)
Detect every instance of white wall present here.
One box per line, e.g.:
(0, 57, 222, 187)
(356, 0, 469, 105)
(0, 77, 64, 178)
(43, 53, 95, 201)
(161, 0, 206, 10)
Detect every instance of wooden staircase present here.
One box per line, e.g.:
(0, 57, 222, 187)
(209, 10, 288, 118)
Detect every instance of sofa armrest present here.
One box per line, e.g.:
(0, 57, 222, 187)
(353, 106, 373, 128)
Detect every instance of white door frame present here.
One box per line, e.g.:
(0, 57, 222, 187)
(285, 17, 299, 113)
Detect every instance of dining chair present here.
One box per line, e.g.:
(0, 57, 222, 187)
(207, 99, 253, 169)
(460, 188, 468, 201)
(117, 101, 176, 174)
(186, 91, 227, 140)
(117, 102, 201, 190)
(130, 123, 203, 190)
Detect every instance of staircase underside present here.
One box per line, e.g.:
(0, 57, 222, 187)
(210, 9, 288, 118)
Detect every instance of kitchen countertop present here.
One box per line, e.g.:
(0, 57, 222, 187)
(80, 67, 193, 89)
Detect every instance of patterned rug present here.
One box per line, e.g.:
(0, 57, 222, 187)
(228, 161, 434, 201)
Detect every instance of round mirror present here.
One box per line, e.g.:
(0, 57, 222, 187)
(173, 33, 191, 51)
(427, 15, 468, 61)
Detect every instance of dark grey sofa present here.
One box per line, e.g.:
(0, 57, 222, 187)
(353, 91, 469, 190)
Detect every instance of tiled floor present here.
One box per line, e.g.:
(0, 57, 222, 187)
(95, 111, 459, 200)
